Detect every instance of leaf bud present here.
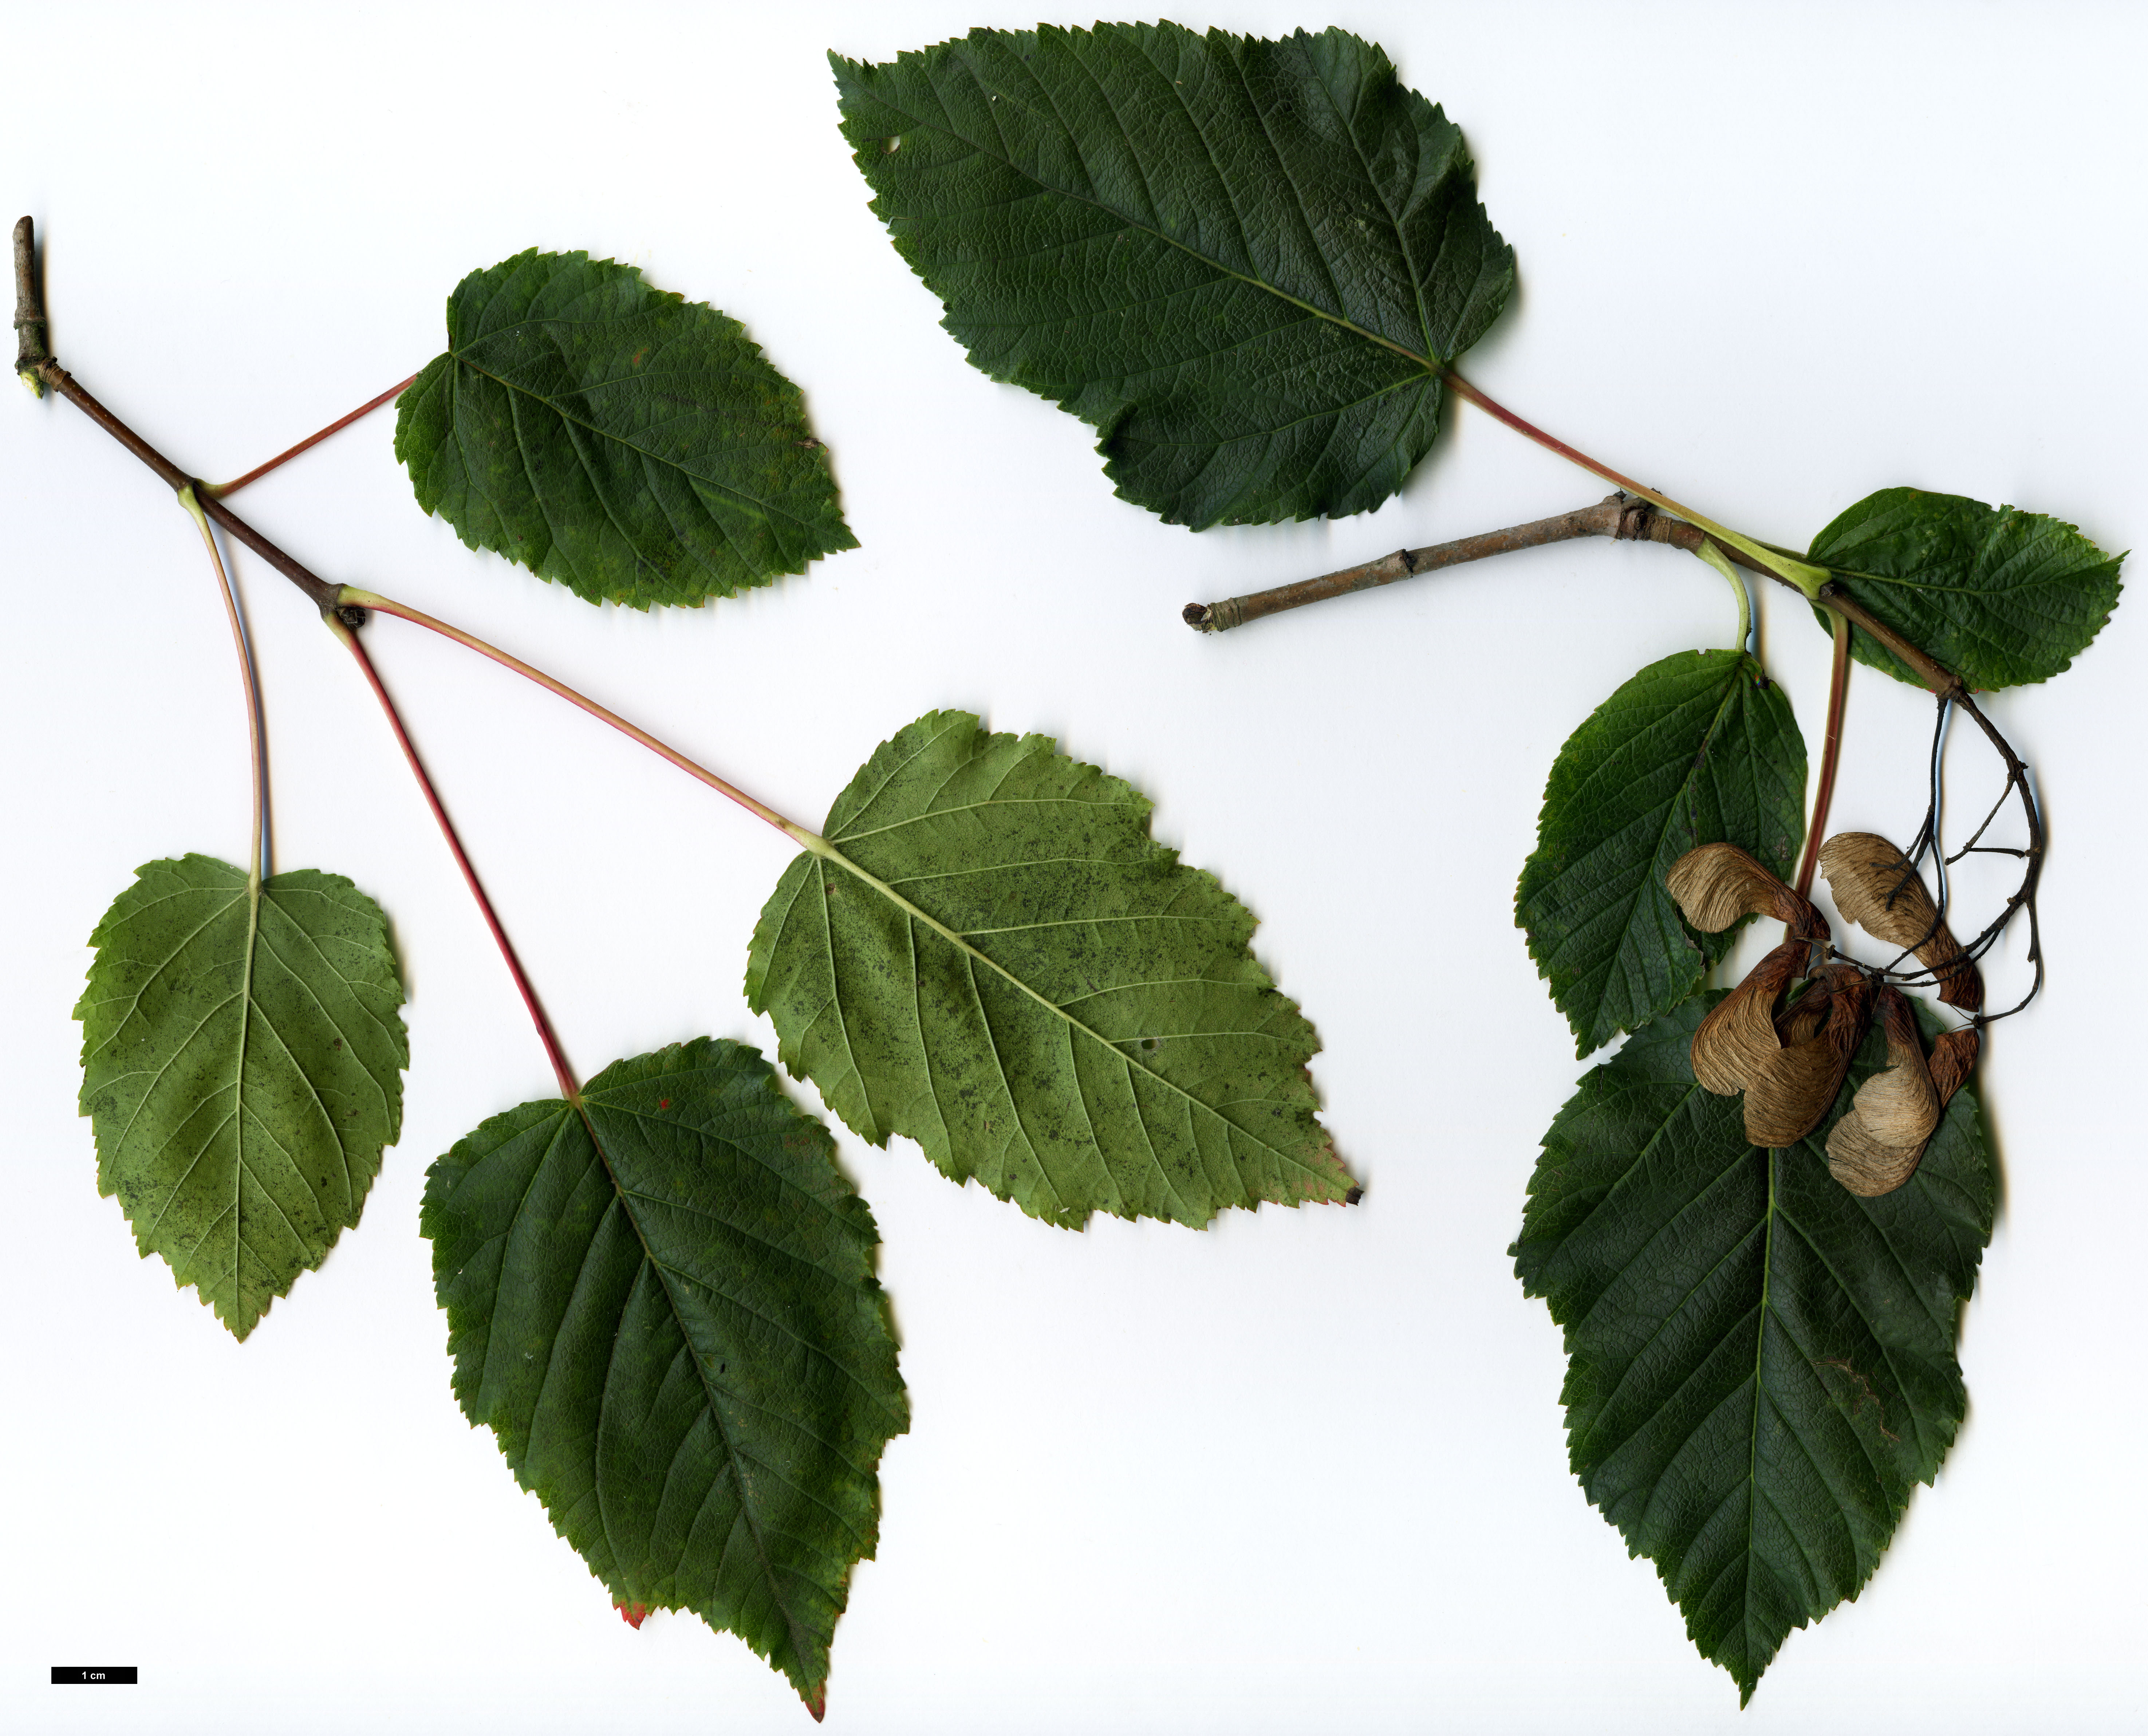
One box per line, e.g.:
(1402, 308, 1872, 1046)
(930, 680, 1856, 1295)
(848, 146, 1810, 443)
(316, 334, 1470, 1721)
(1817, 832, 1982, 1011)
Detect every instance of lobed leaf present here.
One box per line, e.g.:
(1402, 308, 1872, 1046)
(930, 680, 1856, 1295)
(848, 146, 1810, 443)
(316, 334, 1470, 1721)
(1512, 997, 1992, 1702)
(396, 249, 856, 609)
(76, 855, 407, 1339)
(746, 712, 1356, 1228)
(1808, 487, 2123, 689)
(1516, 651, 1805, 1058)
(422, 1038, 905, 1717)
(833, 23, 1514, 528)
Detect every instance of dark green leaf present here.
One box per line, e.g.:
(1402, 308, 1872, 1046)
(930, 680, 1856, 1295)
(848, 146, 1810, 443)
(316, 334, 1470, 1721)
(76, 855, 408, 1339)
(1516, 651, 1804, 1058)
(1512, 998, 1992, 1702)
(395, 249, 856, 609)
(833, 24, 1514, 528)
(745, 712, 1355, 1228)
(1808, 487, 2124, 689)
(422, 1038, 904, 1716)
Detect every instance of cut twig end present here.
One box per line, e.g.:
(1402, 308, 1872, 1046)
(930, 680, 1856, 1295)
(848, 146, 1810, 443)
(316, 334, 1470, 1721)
(1182, 602, 1214, 631)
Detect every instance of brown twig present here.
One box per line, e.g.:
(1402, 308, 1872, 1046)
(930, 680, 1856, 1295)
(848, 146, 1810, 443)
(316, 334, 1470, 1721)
(29, 358, 343, 612)
(1186, 493, 1788, 632)
(13, 216, 50, 389)
(14, 218, 342, 610)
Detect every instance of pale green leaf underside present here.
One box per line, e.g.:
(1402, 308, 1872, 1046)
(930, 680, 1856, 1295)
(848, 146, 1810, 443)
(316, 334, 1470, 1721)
(1513, 999, 1992, 1702)
(1808, 486, 2124, 689)
(76, 855, 408, 1339)
(834, 23, 1514, 528)
(422, 1039, 905, 1714)
(396, 249, 856, 610)
(1516, 650, 1805, 1058)
(746, 711, 1356, 1228)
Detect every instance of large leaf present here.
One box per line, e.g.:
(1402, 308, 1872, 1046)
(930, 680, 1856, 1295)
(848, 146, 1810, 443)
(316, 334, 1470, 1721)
(76, 855, 407, 1338)
(833, 23, 1515, 529)
(745, 711, 1355, 1228)
(395, 249, 856, 609)
(1808, 487, 2123, 689)
(422, 1038, 904, 1717)
(1512, 998, 1992, 1702)
(1516, 650, 1805, 1058)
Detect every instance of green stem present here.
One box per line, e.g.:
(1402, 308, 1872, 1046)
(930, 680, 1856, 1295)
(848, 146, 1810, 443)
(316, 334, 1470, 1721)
(177, 484, 268, 889)
(1690, 537, 1753, 654)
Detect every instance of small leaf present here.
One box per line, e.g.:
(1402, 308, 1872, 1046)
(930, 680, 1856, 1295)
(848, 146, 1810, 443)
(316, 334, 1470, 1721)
(76, 855, 408, 1339)
(1516, 651, 1805, 1057)
(423, 1039, 905, 1716)
(1512, 997, 1993, 1702)
(1808, 487, 2123, 689)
(746, 712, 1355, 1228)
(396, 249, 856, 609)
(833, 24, 1514, 528)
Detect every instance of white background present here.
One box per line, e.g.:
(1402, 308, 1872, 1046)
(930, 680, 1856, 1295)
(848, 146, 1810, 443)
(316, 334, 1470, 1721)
(3, 3, 2142, 1731)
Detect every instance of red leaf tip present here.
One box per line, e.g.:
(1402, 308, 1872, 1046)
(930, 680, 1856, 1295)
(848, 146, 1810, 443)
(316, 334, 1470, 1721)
(615, 1600, 650, 1629)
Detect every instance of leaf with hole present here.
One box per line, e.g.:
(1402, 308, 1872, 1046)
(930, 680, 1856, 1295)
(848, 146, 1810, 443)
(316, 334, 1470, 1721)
(1511, 996, 1991, 1702)
(1516, 650, 1806, 1058)
(422, 1038, 905, 1717)
(1809, 487, 2124, 689)
(395, 249, 856, 609)
(76, 854, 408, 1339)
(834, 23, 1514, 528)
(746, 711, 1355, 1228)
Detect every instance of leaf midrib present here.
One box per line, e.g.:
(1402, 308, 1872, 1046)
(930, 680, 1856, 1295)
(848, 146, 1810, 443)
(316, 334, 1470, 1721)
(803, 834, 1330, 1193)
(448, 348, 811, 536)
(1821, 556, 2101, 598)
(1737, 1141, 1778, 1697)
(862, 56, 1445, 382)
(565, 1094, 820, 1687)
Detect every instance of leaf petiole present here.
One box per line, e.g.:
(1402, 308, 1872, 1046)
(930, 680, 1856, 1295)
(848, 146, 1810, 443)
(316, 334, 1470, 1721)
(177, 484, 269, 889)
(326, 608, 580, 1103)
(1690, 537, 1753, 654)
(335, 587, 817, 849)
(1792, 610, 1855, 904)
(1440, 370, 1832, 598)
(204, 373, 419, 499)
